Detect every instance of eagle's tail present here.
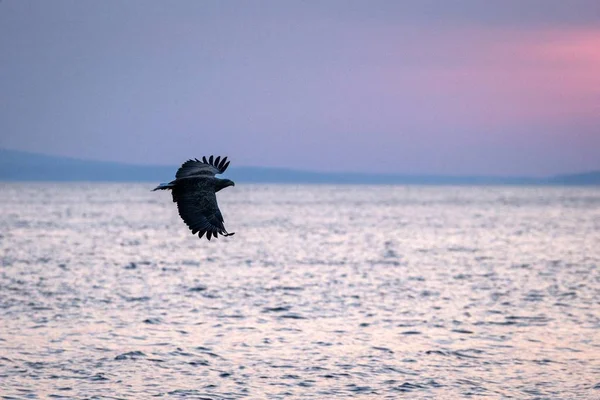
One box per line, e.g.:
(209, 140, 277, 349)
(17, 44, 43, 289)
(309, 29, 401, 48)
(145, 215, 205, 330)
(152, 183, 174, 191)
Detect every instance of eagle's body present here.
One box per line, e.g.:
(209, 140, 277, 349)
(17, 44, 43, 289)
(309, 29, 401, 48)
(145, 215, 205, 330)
(153, 156, 235, 240)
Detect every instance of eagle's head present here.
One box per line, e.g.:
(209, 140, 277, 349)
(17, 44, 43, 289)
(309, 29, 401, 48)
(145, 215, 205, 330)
(215, 178, 235, 192)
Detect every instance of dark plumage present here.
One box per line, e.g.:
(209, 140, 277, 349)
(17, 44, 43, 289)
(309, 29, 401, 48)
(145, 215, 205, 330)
(153, 156, 235, 240)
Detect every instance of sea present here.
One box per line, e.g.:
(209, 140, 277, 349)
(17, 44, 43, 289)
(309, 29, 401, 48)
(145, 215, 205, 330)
(0, 183, 598, 399)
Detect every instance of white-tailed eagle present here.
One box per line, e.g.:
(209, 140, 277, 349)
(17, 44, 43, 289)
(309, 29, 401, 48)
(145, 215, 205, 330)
(153, 156, 235, 240)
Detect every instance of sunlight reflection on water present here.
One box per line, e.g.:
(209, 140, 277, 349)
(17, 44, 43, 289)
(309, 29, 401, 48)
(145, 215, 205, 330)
(0, 183, 599, 398)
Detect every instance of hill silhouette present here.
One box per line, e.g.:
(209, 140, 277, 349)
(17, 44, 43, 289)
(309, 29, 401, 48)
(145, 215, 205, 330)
(1, 148, 598, 185)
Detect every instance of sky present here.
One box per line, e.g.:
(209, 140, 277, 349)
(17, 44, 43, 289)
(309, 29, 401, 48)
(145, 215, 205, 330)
(1, 0, 599, 176)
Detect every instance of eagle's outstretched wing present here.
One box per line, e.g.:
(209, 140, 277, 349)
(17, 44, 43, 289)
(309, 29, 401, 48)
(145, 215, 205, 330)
(175, 156, 230, 179)
(171, 178, 232, 240)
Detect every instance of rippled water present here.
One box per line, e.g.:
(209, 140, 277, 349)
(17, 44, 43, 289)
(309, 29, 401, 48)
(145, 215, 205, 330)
(0, 183, 599, 399)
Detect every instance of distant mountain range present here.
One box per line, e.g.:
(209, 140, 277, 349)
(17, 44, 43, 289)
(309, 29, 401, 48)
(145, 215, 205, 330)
(1, 148, 599, 185)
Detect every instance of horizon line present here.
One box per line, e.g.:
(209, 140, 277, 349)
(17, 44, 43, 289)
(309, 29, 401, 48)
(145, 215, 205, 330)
(0, 146, 599, 181)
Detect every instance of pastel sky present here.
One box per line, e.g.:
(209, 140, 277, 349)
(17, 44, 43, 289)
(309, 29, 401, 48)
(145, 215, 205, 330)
(1, 0, 599, 176)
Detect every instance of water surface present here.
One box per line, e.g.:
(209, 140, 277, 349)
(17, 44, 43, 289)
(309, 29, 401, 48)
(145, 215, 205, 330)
(1, 183, 599, 398)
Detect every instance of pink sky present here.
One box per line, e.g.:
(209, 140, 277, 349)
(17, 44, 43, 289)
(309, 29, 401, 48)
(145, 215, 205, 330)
(1, 1, 599, 176)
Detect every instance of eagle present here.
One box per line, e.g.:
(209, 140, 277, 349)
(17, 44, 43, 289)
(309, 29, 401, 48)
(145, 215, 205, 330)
(153, 156, 235, 240)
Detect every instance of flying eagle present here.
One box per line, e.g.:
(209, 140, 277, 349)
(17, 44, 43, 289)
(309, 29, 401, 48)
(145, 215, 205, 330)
(153, 156, 235, 240)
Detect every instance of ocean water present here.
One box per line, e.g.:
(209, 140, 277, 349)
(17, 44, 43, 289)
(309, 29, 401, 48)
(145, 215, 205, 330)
(0, 183, 599, 399)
